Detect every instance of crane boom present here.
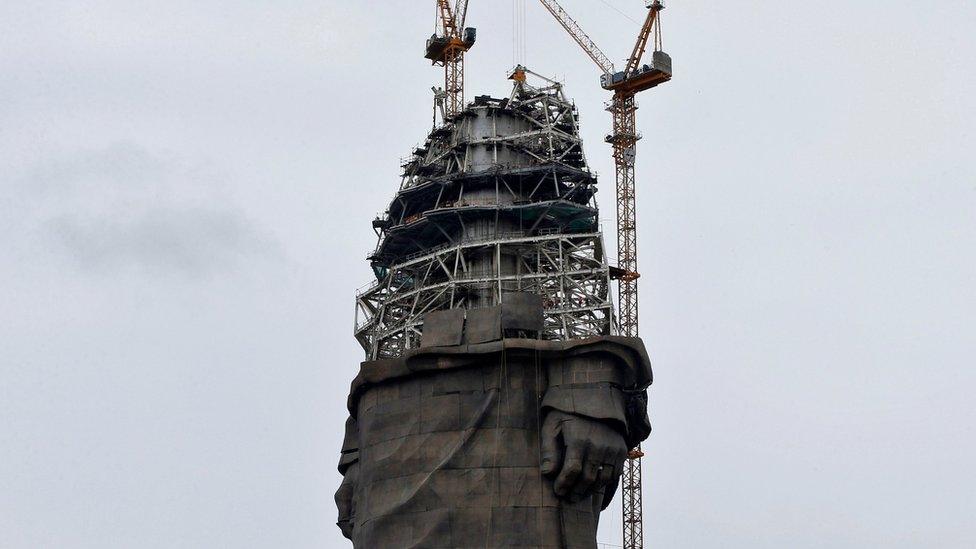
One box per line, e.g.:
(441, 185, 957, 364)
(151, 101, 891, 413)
(538, 0, 615, 75)
(624, 1, 663, 76)
(437, 0, 459, 37)
(455, 0, 469, 30)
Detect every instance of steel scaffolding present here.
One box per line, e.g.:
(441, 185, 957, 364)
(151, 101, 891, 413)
(355, 77, 617, 360)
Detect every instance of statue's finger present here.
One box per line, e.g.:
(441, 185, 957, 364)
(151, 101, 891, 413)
(540, 413, 564, 476)
(554, 443, 585, 497)
(595, 462, 616, 489)
(600, 463, 623, 511)
(573, 445, 605, 499)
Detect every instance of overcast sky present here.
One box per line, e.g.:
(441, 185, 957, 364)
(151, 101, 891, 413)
(1, 1, 974, 548)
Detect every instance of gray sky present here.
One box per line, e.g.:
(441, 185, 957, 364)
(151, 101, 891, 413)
(1, 1, 974, 547)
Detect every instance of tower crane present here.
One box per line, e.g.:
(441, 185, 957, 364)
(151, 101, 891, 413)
(426, 0, 476, 121)
(538, 1, 672, 548)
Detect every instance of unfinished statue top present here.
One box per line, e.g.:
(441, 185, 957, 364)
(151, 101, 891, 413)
(337, 71, 653, 548)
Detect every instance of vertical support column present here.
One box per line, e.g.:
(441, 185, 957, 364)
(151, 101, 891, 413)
(445, 46, 465, 119)
(610, 94, 639, 339)
(608, 92, 644, 549)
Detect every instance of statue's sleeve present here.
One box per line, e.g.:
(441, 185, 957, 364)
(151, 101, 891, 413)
(335, 416, 359, 539)
(540, 349, 652, 449)
(338, 415, 359, 475)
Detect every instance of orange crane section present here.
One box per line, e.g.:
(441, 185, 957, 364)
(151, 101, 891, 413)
(426, 0, 476, 120)
(538, 1, 672, 548)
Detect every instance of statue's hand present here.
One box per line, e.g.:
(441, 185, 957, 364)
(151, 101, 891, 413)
(334, 461, 359, 540)
(540, 410, 628, 505)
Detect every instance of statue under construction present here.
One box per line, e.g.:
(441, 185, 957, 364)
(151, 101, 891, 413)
(336, 70, 653, 548)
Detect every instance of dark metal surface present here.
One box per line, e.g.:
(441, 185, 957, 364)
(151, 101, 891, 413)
(501, 292, 545, 333)
(464, 305, 502, 344)
(336, 335, 652, 548)
(421, 308, 465, 348)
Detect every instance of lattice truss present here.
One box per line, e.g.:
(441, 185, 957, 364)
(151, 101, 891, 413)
(356, 78, 615, 360)
(401, 78, 588, 188)
(356, 232, 615, 360)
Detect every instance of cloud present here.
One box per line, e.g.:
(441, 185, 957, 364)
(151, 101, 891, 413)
(12, 142, 280, 276)
(46, 207, 276, 276)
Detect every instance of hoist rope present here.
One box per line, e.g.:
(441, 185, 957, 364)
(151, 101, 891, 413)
(597, 0, 639, 24)
(512, 0, 527, 65)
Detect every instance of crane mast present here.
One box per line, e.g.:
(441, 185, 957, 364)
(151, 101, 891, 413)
(426, 0, 476, 120)
(538, 1, 672, 547)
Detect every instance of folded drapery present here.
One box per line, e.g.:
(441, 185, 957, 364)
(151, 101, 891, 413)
(336, 336, 652, 548)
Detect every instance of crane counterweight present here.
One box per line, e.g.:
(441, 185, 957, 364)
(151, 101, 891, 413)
(601, 50, 672, 93)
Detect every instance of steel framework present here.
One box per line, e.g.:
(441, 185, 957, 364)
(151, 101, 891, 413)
(355, 230, 614, 359)
(355, 76, 616, 360)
